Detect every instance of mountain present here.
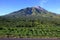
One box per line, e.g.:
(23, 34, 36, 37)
(3, 6, 60, 19)
(0, 6, 60, 38)
(0, 6, 60, 27)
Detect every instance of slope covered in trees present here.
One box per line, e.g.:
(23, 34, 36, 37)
(0, 16, 60, 38)
(0, 6, 60, 38)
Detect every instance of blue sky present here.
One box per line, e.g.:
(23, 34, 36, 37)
(0, 0, 60, 16)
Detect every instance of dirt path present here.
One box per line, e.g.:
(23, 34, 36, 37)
(0, 38, 60, 40)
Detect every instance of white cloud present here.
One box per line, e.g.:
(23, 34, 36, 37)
(40, 0, 49, 7)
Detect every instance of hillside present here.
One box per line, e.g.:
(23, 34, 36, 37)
(3, 6, 60, 18)
(0, 6, 60, 38)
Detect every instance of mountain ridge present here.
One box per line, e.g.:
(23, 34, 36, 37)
(2, 6, 59, 18)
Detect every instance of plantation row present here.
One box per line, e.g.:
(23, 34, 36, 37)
(0, 24, 60, 38)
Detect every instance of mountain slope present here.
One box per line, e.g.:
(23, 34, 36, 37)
(0, 6, 60, 38)
(3, 6, 60, 19)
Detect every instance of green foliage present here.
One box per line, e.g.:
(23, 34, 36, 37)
(0, 16, 60, 38)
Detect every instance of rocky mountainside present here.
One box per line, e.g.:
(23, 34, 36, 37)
(2, 6, 60, 19)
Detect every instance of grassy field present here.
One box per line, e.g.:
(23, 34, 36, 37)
(0, 24, 60, 38)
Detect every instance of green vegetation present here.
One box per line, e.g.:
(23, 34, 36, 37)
(0, 6, 60, 38)
(0, 16, 60, 38)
